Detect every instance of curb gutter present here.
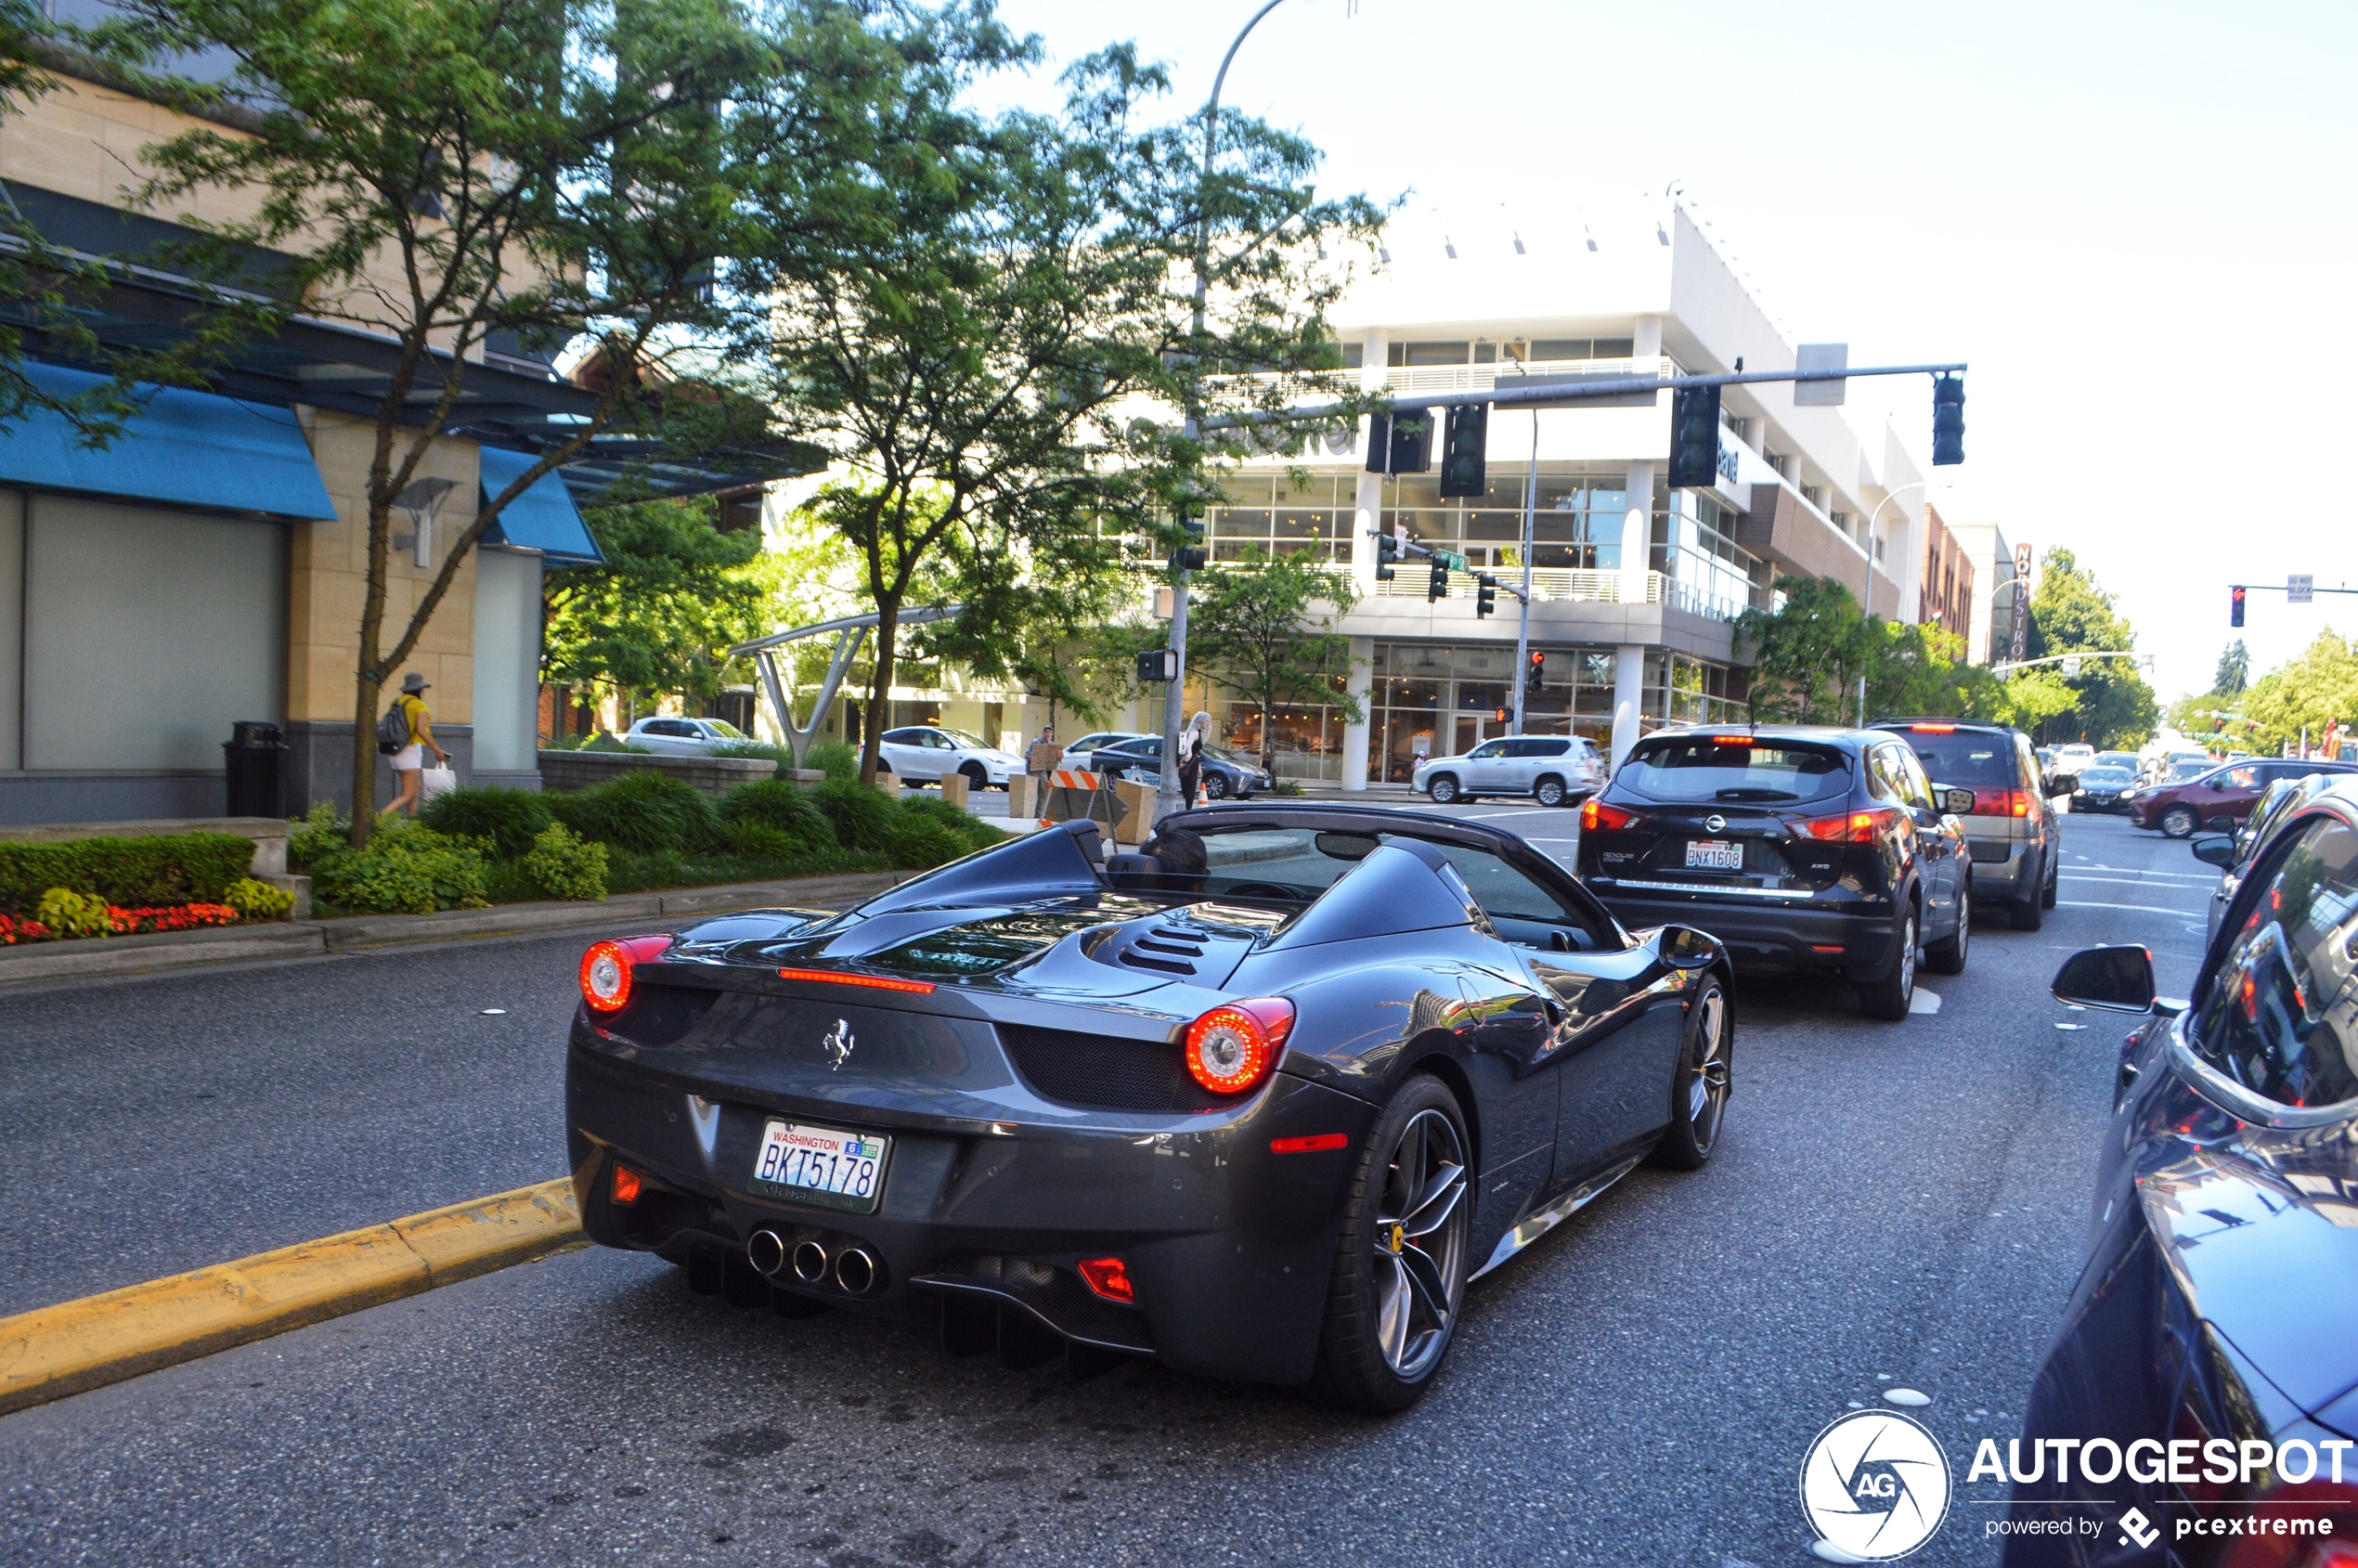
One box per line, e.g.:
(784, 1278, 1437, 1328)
(0, 1178, 582, 1417)
(0, 871, 911, 986)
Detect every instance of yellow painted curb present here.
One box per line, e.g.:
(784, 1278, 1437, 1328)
(0, 1177, 581, 1417)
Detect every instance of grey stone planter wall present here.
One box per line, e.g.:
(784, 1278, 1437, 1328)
(538, 750, 777, 797)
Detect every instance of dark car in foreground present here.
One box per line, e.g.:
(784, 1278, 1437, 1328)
(2068, 764, 2138, 814)
(1874, 719, 2061, 930)
(567, 807, 1733, 1410)
(2006, 786, 2358, 1562)
(2134, 757, 2358, 837)
(1575, 725, 1967, 1019)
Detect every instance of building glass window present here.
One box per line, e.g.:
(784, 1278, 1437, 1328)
(1207, 474, 1354, 564)
(1380, 465, 1632, 573)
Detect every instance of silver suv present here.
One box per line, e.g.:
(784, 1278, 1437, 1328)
(1872, 719, 2061, 930)
(1413, 735, 1605, 808)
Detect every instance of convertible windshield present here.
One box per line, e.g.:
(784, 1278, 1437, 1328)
(1616, 738, 1850, 805)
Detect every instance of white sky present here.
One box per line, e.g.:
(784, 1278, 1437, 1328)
(981, 0, 2358, 701)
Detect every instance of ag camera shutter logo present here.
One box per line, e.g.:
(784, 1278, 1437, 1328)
(1798, 1409, 1952, 1560)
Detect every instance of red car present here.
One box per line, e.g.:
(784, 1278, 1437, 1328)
(2133, 758, 2358, 837)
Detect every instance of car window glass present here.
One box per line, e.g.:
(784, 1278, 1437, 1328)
(706, 719, 745, 739)
(2224, 766, 2260, 789)
(1892, 747, 1937, 811)
(2191, 817, 2358, 1109)
(1863, 750, 1902, 803)
(1895, 730, 2015, 787)
(1617, 737, 1850, 804)
(1429, 843, 1571, 922)
(1469, 740, 1509, 758)
(884, 728, 919, 744)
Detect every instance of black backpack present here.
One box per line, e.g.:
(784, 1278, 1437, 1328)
(376, 699, 412, 755)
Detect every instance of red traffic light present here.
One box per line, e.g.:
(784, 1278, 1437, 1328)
(2230, 585, 2247, 628)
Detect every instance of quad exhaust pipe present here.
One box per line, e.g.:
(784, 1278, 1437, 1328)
(745, 1229, 880, 1296)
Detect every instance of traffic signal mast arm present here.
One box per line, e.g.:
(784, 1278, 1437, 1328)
(1989, 651, 2148, 677)
(1367, 529, 1530, 603)
(1200, 361, 1968, 432)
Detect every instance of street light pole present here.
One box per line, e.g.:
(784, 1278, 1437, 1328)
(1159, 0, 1290, 824)
(1856, 480, 1925, 725)
(1510, 409, 1538, 735)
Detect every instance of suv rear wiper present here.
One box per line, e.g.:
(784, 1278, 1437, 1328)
(1715, 786, 1799, 801)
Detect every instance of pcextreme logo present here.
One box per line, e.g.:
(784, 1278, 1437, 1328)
(1799, 1410, 1953, 1561)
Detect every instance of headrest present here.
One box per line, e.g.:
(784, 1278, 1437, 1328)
(1104, 852, 1159, 890)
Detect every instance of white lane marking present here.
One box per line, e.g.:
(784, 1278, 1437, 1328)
(2059, 900, 2205, 914)
(2068, 865, 2220, 880)
(1908, 987, 1941, 1015)
(2064, 875, 2218, 888)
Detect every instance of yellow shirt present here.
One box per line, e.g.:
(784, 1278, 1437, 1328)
(398, 694, 429, 744)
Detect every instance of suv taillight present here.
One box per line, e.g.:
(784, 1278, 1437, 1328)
(1582, 798, 1644, 831)
(1789, 806, 1904, 844)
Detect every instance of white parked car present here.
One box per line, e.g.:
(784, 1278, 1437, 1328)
(1412, 734, 1606, 807)
(878, 726, 1025, 789)
(1054, 732, 1151, 771)
(624, 717, 756, 756)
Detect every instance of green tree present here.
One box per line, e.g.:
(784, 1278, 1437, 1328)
(542, 496, 767, 708)
(2215, 639, 2250, 696)
(1184, 550, 1361, 771)
(2238, 631, 2358, 755)
(1733, 577, 1872, 722)
(2024, 548, 2157, 747)
(109, 0, 881, 839)
(745, 32, 1379, 783)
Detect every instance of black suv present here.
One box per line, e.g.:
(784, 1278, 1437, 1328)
(1575, 725, 1969, 1019)
(1871, 719, 2059, 930)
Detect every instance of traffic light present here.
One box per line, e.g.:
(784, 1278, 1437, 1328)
(2230, 584, 2247, 628)
(1493, 707, 1509, 725)
(1931, 374, 1965, 466)
(1365, 410, 1433, 474)
(1426, 557, 1450, 602)
(1474, 574, 1497, 617)
(1525, 650, 1546, 696)
(1439, 403, 1489, 498)
(1667, 383, 1722, 488)
(1375, 531, 1399, 582)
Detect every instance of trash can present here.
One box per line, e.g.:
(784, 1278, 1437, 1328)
(224, 720, 287, 818)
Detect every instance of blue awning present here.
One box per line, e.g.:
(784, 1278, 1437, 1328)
(0, 361, 335, 521)
(479, 446, 603, 565)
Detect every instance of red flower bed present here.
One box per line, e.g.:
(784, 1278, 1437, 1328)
(0, 914, 50, 943)
(107, 903, 240, 936)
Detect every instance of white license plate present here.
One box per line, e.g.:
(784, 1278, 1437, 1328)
(1684, 838, 1744, 871)
(749, 1120, 891, 1214)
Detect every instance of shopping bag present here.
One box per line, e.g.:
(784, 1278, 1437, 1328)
(420, 763, 459, 803)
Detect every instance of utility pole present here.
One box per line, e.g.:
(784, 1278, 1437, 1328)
(1159, 0, 1291, 826)
(1510, 410, 1537, 735)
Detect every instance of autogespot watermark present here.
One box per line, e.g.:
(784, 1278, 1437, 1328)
(1800, 1419, 2352, 1559)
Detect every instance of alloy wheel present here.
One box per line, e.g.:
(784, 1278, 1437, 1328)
(1535, 778, 1565, 808)
(1371, 1108, 1469, 1380)
(1898, 914, 1916, 1001)
(1684, 988, 1730, 1156)
(1205, 772, 1230, 799)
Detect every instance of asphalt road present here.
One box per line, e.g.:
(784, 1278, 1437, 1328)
(0, 807, 2221, 1567)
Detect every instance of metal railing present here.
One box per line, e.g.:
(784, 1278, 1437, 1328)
(1373, 566, 1760, 623)
(1380, 356, 1683, 395)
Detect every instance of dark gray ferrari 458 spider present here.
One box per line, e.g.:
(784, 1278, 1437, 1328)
(565, 804, 1734, 1410)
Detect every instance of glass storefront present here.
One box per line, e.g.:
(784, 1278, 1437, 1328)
(1206, 474, 1356, 564)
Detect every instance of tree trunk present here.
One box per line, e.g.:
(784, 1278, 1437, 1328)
(347, 496, 393, 848)
(859, 593, 901, 785)
(350, 667, 383, 845)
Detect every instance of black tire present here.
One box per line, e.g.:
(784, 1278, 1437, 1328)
(1534, 775, 1567, 808)
(1924, 886, 1970, 974)
(1650, 975, 1731, 1171)
(1856, 907, 1918, 1021)
(2041, 858, 2058, 908)
(1307, 1076, 1471, 1413)
(1426, 773, 1460, 805)
(2159, 804, 2199, 839)
(959, 761, 987, 791)
(2011, 868, 2044, 929)
(1204, 771, 1231, 800)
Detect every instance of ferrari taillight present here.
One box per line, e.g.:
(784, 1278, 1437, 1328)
(1582, 798, 1642, 832)
(579, 934, 673, 1013)
(1184, 997, 1295, 1095)
(1791, 806, 1904, 845)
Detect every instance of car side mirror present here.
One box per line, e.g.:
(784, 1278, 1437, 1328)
(1943, 788, 1976, 814)
(2189, 834, 2235, 868)
(2052, 945, 2157, 1013)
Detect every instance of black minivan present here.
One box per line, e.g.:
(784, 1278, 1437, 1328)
(1575, 725, 1969, 1019)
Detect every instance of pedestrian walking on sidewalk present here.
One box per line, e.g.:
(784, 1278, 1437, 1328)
(1025, 724, 1059, 788)
(381, 672, 448, 819)
(1176, 711, 1211, 807)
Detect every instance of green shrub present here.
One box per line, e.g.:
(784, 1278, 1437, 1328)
(313, 822, 490, 914)
(224, 876, 295, 920)
(547, 770, 722, 854)
(803, 741, 861, 782)
(36, 887, 110, 938)
(724, 821, 804, 859)
(421, 787, 553, 859)
(811, 777, 896, 850)
(718, 779, 835, 852)
(580, 732, 651, 753)
(898, 795, 1006, 857)
(712, 740, 793, 773)
(523, 823, 608, 901)
(287, 802, 346, 871)
(0, 832, 256, 914)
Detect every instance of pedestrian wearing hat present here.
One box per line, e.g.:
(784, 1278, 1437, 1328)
(381, 672, 448, 819)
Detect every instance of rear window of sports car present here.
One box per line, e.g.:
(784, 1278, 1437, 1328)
(1616, 739, 1850, 805)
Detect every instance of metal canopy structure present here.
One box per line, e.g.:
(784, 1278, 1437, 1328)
(727, 606, 964, 763)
